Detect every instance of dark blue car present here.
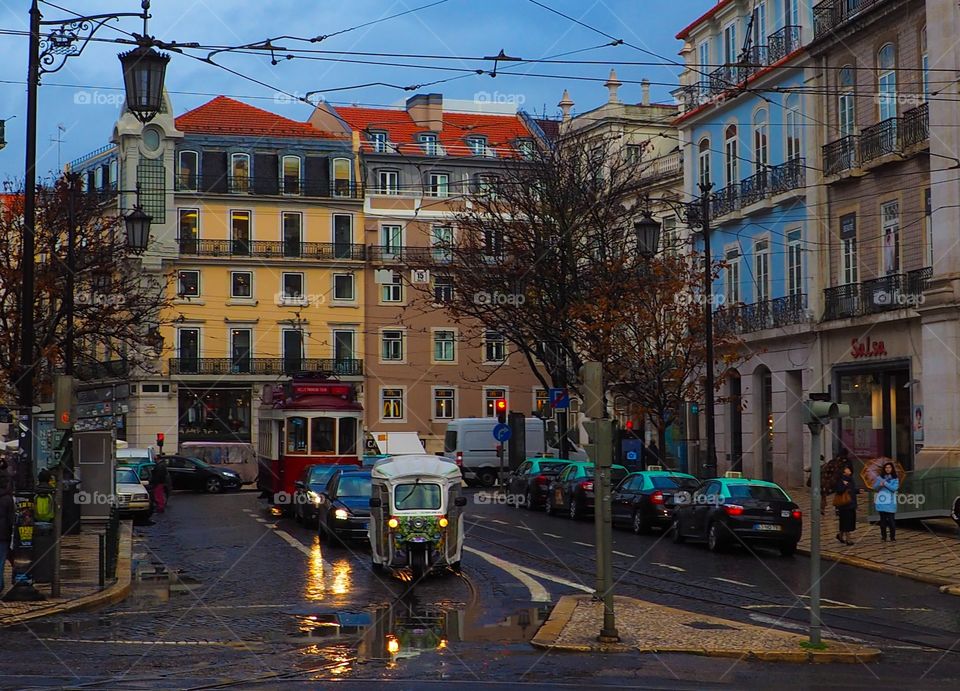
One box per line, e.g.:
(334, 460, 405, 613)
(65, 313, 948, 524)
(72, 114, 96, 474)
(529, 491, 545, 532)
(317, 469, 373, 544)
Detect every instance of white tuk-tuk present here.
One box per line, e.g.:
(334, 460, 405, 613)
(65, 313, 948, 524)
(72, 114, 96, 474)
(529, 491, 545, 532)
(369, 455, 466, 580)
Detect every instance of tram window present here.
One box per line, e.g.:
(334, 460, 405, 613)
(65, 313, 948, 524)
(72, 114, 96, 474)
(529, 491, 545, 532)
(338, 418, 357, 455)
(394, 482, 442, 511)
(311, 418, 335, 453)
(287, 417, 308, 454)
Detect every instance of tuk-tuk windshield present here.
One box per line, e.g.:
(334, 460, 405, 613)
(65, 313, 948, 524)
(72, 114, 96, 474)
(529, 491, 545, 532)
(394, 482, 442, 511)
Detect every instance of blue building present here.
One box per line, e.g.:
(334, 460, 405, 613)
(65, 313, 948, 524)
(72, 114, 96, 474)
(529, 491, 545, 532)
(675, 1, 819, 487)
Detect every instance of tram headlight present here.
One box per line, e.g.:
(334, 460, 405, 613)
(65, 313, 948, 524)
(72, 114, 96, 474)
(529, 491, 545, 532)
(334, 508, 350, 520)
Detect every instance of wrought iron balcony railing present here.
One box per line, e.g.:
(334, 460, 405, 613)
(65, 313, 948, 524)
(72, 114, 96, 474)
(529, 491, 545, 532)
(823, 267, 931, 320)
(813, 0, 883, 39)
(175, 174, 363, 199)
(823, 135, 859, 176)
(710, 184, 740, 218)
(739, 168, 769, 207)
(177, 238, 366, 260)
(169, 357, 364, 377)
(859, 117, 899, 164)
(718, 294, 809, 334)
(638, 150, 683, 182)
(767, 25, 802, 63)
(769, 157, 805, 195)
(367, 245, 453, 264)
(901, 103, 929, 149)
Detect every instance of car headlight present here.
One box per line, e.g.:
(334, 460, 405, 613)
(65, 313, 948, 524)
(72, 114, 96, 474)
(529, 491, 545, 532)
(334, 508, 350, 520)
(222, 471, 239, 478)
(307, 491, 322, 506)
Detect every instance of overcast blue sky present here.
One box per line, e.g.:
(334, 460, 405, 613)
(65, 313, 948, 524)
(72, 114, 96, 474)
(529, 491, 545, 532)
(0, 0, 716, 180)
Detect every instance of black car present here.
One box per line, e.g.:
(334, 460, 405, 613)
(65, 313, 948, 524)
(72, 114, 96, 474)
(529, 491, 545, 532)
(293, 464, 342, 525)
(158, 455, 242, 493)
(545, 461, 629, 520)
(506, 458, 572, 509)
(671, 478, 802, 556)
(611, 471, 701, 534)
(317, 469, 373, 544)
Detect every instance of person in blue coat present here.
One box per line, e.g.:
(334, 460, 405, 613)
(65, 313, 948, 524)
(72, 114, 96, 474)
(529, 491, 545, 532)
(873, 462, 900, 542)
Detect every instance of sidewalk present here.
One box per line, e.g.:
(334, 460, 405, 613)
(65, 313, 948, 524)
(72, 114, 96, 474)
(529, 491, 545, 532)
(533, 594, 880, 662)
(789, 486, 960, 588)
(0, 522, 133, 627)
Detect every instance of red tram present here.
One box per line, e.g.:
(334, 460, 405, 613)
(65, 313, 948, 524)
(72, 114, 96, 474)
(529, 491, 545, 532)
(257, 377, 363, 510)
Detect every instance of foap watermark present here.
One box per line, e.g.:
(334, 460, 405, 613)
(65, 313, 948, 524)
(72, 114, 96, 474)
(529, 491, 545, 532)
(474, 291, 525, 306)
(872, 289, 925, 308)
(474, 91, 526, 107)
(75, 491, 137, 506)
(274, 91, 315, 106)
(673, 290, 726, 309)
(76, 291, 126, 307)
(474, 491, 527, 507)
(877, 493, 926, 509)
(273, 491, 318, 506)
(74, 90, 125, 107)
(275, 292, 327, 307)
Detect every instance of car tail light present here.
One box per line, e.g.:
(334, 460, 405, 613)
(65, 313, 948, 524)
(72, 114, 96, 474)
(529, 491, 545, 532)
(534, 474, 550, 486)
(455, 452, 463, 467)
(651, 490, 665, 505)
(579, 480, 594, 491)
(723, 504, 745, 516)
(792, 509, 802, 520)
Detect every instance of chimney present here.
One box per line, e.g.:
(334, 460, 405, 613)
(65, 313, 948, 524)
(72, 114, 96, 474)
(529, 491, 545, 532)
(558, 89, 574, 122)
(406, 93, 443, 132)
(604, 68, 622, 104)
(641, 79, 651, 106)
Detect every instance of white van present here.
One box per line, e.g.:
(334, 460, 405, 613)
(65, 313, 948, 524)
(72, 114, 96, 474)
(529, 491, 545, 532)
(443, 418, 585, 487)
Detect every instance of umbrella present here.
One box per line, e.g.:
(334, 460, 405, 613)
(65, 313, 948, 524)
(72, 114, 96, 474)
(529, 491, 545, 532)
(859, 456, 907, 489)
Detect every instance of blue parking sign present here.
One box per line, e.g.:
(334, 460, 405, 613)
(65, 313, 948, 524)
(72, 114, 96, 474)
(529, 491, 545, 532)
(549, 388, 570, 409)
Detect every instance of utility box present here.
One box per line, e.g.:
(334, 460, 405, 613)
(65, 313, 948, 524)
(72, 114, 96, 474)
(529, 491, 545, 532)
(74, 431, 115, 522)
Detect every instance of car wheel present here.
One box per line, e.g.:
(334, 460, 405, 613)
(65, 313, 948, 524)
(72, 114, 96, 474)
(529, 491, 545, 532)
(477, 469, 497, 488)
(779, 541, 798, 557)
(204, 476, 223, 494)
(632, 510, 648, 535)
(524, 491, 534, 511)
(707, 522, 726, 553)
(671, 519, 686, 543)
(569, 496, 580, 521)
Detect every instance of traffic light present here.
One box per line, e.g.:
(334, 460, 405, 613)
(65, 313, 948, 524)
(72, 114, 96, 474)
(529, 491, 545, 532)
(54, 375, 75, 430)
(495, 398, 507, 424)
(579, 362, 604, 418)
(156, 432, 165, 451)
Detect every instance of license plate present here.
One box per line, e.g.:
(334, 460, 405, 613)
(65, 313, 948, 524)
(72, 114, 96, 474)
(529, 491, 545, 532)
(754, 523, 782, 531)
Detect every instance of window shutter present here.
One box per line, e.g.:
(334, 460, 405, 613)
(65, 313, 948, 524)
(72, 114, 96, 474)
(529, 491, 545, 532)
(201, 151, 227, 193)
(253, 153, 279, 194)
(305, 156, 330, 196)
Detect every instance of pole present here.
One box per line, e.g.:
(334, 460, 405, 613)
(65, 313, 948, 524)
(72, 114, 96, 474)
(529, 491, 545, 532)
(808, 421, 823, 646)
(497, 444, 504, 490)
(65, 173, 77, 376)
(594, 419, 618, 642)
(699, 183, 718, 478)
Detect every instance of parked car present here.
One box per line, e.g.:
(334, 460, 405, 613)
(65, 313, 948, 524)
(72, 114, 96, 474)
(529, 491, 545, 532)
(671, 477, 802, 556)
(293, 464, 342, 525)
(611, 471, 701, 534)
(317, 468, 373, 544)
(114, 467, 152, 520)
(116, 448, 156, 487)
(545, 461, 629, 520)
(157, 454, 242, 493)
(506, 458, 573, 510)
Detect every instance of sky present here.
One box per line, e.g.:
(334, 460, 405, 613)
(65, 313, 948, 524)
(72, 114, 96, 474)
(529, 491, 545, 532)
(0, 0, 717, 180)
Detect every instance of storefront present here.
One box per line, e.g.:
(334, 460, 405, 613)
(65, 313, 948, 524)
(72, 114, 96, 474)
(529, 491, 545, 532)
(178, 385, 252, 443)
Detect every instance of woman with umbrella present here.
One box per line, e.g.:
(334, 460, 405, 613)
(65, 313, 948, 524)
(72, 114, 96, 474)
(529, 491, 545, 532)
(873, 461, 900, 541)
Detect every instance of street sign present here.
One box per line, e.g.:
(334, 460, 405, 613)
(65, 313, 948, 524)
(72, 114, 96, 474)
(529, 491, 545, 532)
(549, 388, 570, 410)
(492, 423, 512, 442)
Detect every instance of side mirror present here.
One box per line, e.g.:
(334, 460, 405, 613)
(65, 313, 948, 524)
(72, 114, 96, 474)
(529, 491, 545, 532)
(454, 496, 467, 507)
(294, 481, 305, 490)
(369, 497, 382, 508)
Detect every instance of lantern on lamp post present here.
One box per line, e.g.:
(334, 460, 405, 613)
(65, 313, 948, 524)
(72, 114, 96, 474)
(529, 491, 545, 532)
(118, 44, 170, 124)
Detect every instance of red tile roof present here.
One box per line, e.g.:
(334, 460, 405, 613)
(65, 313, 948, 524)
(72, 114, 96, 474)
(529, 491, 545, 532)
(175, 96, 339, 139)
(676, 0, 734, 40)
(334, 105, 534, 157)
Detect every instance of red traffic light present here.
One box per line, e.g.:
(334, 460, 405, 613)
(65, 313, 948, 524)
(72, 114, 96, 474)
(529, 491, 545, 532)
(625, 420, 634, 430)
(59, 411, 71, 425)
(495, 399, 507, 412)
(156, 433, 165, 442)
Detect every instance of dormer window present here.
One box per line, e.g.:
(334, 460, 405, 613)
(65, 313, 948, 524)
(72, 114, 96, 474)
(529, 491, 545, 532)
(516, 138, 534, 159)
(467, 135, 488, 156)
(282, 155, 301, 195)
(369, 130, 388, 153)
(419, 133, 439, 156)
(231, 153, 250, 193)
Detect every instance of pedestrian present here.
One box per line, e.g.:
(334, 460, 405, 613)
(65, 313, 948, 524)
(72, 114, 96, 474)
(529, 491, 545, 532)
(0, 477, 15, 593)
(149, 461, 169, 513)
(833, 465, 859, 545)
(820, 447, 853, 515)
(873, 462, 899, 542)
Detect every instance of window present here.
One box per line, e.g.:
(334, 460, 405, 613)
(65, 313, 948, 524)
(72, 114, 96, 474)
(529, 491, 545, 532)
(662, 216, 678, 253)
(785, 94, 802, 160)
(310, 418, 335, 453)
(754, 239, 770, 302)
(697, 41, 710, 93)
(382, 388, 404, 420)
(178, 270, 200, 297)
(177, 329, 200, 368)
(333, 214, 353, 258)
(477, 174, 498, 197)
(753, 109, 768, 168)
(484, 331, 506, 362)
(723, 21, 737, 64)
(282, 330, 303, 372)
(838, 65, 856, 137)
(427, 172, 449, 197)
(432, 225, 453, 262)
(381, 225, 402, 256)
(725, 247, 741, 305)
(333, 273, 355, 301)
(333, 157, 352, 196)
(419, 132, 439, 156)
(282, 212, 302, 257)
(878, 43, 897, 122)
(840, 213, 858, 284)
(467, 135, 488, 156)
(433, 275, 453, 303)
(333, 330, 355, 362)
(231, 210, 250, 255)
(483, 227, 504, 258)
(282, 272, 304, 301)
(178, 151, 198, 191)
(517, 138, 535, 159)
(394, 482, 441, 510)
(724, 124, 738, 186)
(787, 229, 803, 296)
(230, 153, 250, 193)
(231, 329, 252, 373)
(921, 28, 929, 102)
(178, 208, 199, 251)
(484, 389, 506, 417)
(434, 388, 455, 419)
(282, 155, 301, 195)
(231, 271, 252, 299)
(381, 330, 404, 361)
(752, 1, 766, 49)
(698, 139, 711, 188)
(881, 200, 900, 275)
(287, 417, 308, 454)
(381, 271, 403, 302)
(626, 145, 642, 165)
(925, 188, 933, 267)
(377, 170, 399, 195)
(369, 130, 388, 153)
(338, 418, 358, 456)
(434, 330, 456, 362)
(786, 0, 799, 26)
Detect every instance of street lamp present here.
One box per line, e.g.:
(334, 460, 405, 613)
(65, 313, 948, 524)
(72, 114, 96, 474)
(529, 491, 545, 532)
(633, 211, 661, 259)
(124, 203, 153, 253)
(118, 45, 170, 124)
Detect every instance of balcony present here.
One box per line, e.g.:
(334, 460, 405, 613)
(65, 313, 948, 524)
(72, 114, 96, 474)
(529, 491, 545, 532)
(717, 294, 808, 334)
(822, 135, 859, 176)
(901, 103, 930, 149)
(739, 169, 769, 207)
(367, 245, 453, 265)
(769, 157, 805, 195)
(73, 359, 130, 381)
(823, 267, 932, 320)
(767, 25, 802, 63)
(638, 150, 683, 183)
(813, 0, 883, 40)
(859, 117, 899, 164)
(710, 184, 740, 218)
(177, 239, 366, 260)
(175, 174, 363, 199)
(169, 358, 364, 377)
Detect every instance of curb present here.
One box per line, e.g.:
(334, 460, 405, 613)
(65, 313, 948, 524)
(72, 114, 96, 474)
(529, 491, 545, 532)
(531, 595, 881, 663)
(796, 545, 954, 588)
(0, 522, 133, 627)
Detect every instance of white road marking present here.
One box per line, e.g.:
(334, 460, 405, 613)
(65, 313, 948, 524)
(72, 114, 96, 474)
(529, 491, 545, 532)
(543, 532, 562, 539)
(516, 525, 534, 531)
(747, 614, 868, 644)
(463, 546, 550, 602)
(490, 519, 509, 525)
(573, 541, 593, 547)
(711, 577, 755, 588)
(272, 528, 313, 557)
(38, 639, 244, 647)
(652, 562, 686, 572)
(612, 550, 635, 558)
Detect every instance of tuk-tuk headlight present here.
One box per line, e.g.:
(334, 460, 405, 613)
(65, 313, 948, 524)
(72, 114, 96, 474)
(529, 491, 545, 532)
(386, 636, 400, 655)
(438, 517, 449, 528)
(388, 517, 399, 529)
(334, 508, 350, 520)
